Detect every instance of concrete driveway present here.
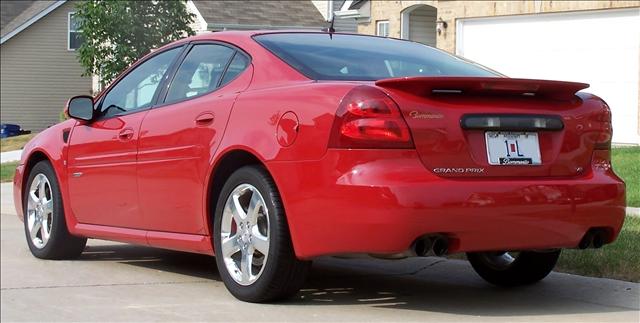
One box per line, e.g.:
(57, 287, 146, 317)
(1, 182, 638, 322)
(0, 150, 22, 163)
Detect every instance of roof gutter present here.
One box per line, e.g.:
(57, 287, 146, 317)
(333, 9, 361, 19)
(207, 23, 324, 31)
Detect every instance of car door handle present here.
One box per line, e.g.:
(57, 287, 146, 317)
(195, 112, 215, 126)
(118, 128, 134, 141)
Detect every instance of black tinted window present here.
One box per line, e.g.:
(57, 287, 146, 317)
(254, 33, 497, 81)
(101, 47, 180, 118)
(220, 53, 250, 87)
(165, 44, 235, 103)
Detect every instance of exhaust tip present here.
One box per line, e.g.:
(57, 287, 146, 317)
(414, 237, 432, 257)
(592, 232, 605, 249)
(432, 237, 449, 256)
(413, 235, 449, 257)
(579, 228, 610, 249)
(578, 232, 593, 249)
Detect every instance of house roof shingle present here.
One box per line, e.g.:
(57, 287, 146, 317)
(1, 0, 330, 42)
(1, 0, 36, 31)
(193, 1, 327, 30)
(1, 0, 59, 39)
(348, 0, 368, 10)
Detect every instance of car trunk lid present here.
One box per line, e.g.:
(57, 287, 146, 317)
(375, 77, 609, 178)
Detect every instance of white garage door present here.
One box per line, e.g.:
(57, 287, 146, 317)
(457, 8, 640, 144)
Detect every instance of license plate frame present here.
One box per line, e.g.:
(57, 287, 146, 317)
(485, 131, 542, 166)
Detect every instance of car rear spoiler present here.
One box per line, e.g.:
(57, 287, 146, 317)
(375, 77, 589, 100)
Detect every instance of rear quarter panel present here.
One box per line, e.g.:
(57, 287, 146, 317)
(218, 82, 356, 162)
(208, 82, 357, 253)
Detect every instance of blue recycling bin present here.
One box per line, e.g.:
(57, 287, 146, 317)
(0, 124, 23, 138)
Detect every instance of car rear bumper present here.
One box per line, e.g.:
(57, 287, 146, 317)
(267, 149, 625, 259)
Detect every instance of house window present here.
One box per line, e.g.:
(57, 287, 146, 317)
(68, 12, 83, 50)
(376, 20, 389, 37)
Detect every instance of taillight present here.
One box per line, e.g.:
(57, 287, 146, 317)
(592, 101, 612, 169)
(594, 135, 612, 151)
(594, 101, 612, 151)
(329, 86, 414, 149)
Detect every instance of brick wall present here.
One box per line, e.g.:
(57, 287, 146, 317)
(358, 0, 640, 53)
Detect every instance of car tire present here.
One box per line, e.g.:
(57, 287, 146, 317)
(467, 250, 561, 287)
(23, 161, 87, 259)
(213, 165, 310, 302)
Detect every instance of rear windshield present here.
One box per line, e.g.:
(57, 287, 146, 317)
(254, 33, 498, 81)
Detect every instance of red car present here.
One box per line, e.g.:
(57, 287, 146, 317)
(13, 31, 625, 302)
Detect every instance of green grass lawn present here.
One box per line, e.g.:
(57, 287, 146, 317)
(556, 215, 639, 282)
(0, 133, 36, 152)
(0, 161, 19, 183)
(449, 216, 640, 282)
(612, 147, 639, 207)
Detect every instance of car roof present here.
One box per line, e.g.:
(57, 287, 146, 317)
(154, 30, 368, 53)
(194, 29, 363, 41)
(185, 29, 365, 42)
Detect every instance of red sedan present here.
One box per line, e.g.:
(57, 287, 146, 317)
(13, 31, 625, 302)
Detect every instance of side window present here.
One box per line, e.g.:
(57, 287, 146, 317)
(68, 12, 83, 50)
(376, 20, 389, 37)
(219, 53, 249, 87)
(165, 44, 235, 104)
(100, 47, 181, 118)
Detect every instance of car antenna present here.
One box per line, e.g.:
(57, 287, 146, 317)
(323, 14, 336, 38)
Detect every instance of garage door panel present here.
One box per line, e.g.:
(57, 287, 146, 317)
(457, 8, 640, 144)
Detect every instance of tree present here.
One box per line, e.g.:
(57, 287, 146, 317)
(75, 0, 195, 86)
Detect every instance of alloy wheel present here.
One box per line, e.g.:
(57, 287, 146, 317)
(220, 184, 270, 286)
(26, 173, 54, 249)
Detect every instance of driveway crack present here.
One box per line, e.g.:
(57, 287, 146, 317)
(403, 259, 446, 276)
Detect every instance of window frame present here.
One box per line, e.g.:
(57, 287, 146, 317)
(156, 40, 252, 108)
(376, 20, 390, 37)
(94, 45, 187, 121)
(68, 12, 82, 51)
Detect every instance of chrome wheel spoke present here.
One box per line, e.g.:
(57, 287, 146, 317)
(221, 209, 236, 232)
(240, 250, 253, 283)
(40, 219, 50, 245)
(246, 192, 263, 225)
(251, 226, 269, 255)
(27, 212, 36, 228)
(230, 194, 246, 223)
(503, 252, 515, 263)
(480, 251, 519, 270)
(221, 234, 241, 257)
(44, 199, 53, 215)
(38, 177, 47, 200)
(30, 219, 42, 239)
(29, 191, 39, 205)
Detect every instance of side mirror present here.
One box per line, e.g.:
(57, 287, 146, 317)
(66, 95, 95, 121)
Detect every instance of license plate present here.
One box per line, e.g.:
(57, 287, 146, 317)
(485, 131, 541, 165)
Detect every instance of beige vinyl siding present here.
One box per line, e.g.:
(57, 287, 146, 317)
(312, 0, 329, 20)
(333, 0, 357, 33)
(1, 1, 91, 131)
